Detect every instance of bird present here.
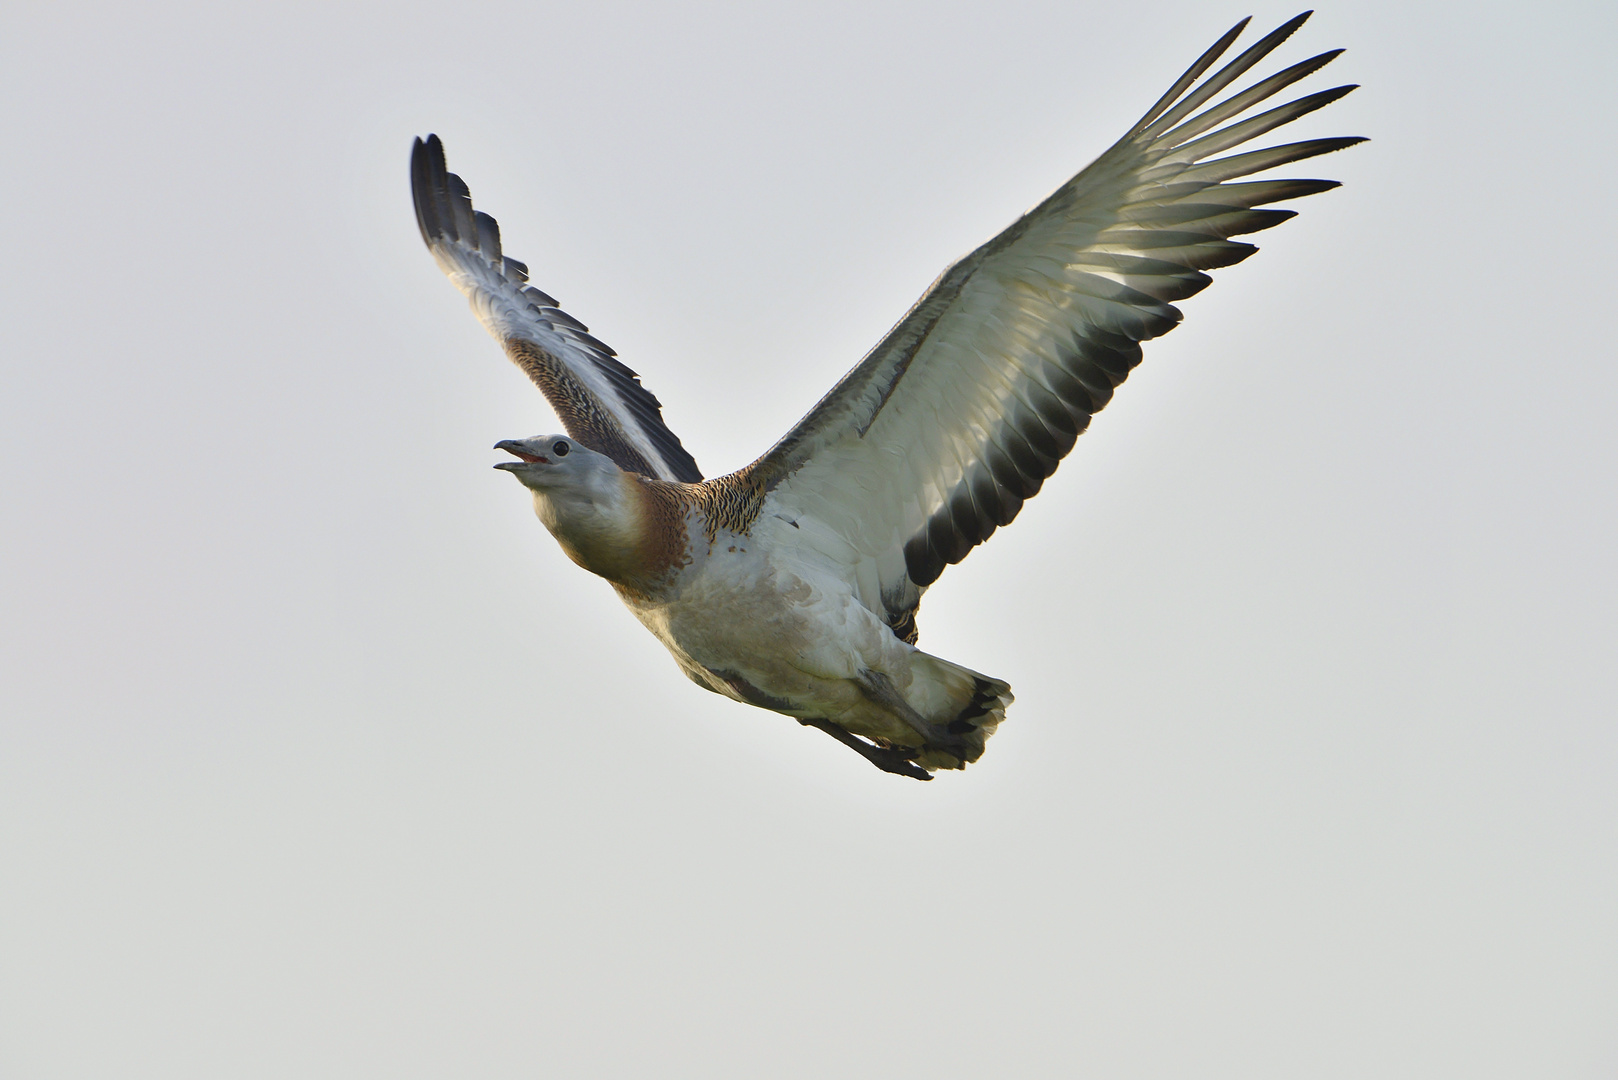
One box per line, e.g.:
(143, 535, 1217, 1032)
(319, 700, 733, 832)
(409, 12, 1362, 781)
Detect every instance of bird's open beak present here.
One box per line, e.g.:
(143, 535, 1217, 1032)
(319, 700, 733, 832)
(493, 439, 548, 469)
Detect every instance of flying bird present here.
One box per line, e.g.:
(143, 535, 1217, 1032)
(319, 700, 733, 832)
(410, 13, 1362, 780)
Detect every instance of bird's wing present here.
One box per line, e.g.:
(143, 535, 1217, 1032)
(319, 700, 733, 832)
(411, 135, 703, 483)
(747, 13, 1362, 644)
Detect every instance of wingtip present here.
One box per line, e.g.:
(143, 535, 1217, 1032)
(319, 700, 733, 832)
(1306, 135, 1370, 163)
(410, 133, 446, 180)
(410, 133, 473, 248)
(1265, 10, 1315, 50)
(1131, 16, 1255, 135)
(1314, 83, 1361, 108)
(1270, 11, 1315, 49)
(410, 134, 442, 247)
(1136, 11, 1334, 141)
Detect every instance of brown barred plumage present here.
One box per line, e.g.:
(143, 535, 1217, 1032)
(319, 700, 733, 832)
(690, 469, 768, 541)
(507, 340, 666, 480)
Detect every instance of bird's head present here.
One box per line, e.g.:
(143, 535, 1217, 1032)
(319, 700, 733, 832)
(491, 433, 624, 505)
(493, 435, 618, 493)
(493, 436, 647, 581)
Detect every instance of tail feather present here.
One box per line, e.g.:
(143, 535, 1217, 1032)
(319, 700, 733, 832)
(906, 651, 1013, 771)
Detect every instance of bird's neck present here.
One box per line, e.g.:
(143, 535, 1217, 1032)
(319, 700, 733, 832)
(532, 472, 693, 594)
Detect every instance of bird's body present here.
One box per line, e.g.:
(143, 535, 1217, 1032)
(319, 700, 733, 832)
(495, 438, 1008, 776)
(412, 13, 1363, 779)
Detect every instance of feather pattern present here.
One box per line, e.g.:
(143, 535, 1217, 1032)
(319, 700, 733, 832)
(411, 135, 702, 483)
(744, 12, 1363, 641)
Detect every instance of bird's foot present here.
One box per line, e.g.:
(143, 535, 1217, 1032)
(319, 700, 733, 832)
(797, 717, 932, 781)
(861, 743, 934, 782)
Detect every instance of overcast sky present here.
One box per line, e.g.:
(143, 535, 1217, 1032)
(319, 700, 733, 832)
(2, 1, 1615, 1077)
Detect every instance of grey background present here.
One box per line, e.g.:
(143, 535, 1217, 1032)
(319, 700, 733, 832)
(3, 1, 1614, 1076)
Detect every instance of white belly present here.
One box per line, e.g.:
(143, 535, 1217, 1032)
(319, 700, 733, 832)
(618, 532, 910, 723)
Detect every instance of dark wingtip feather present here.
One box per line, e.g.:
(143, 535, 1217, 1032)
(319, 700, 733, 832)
(474, 210, 501, 262)
(1324, 135, 1369, 153)
(1132, 16, 1252, 135)
(409, 134, 447, 247)
(1243, 177, 1344, 203)
(1277, 11, 1315, 40)
(409, 134, 479, 247)
(1141, 12, 1323, 142)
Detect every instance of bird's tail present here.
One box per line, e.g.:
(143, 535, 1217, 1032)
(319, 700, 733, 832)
(902, 651, 1013, 771)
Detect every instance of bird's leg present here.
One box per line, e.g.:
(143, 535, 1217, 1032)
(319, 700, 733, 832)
(856, 670, 977, 760)
(797, 718, 932, 781)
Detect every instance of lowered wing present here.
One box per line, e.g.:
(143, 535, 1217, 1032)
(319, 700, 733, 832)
(411, 135, 702, 483)
(749, 13, 1363, 643)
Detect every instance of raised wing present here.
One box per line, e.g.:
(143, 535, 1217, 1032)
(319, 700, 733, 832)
(749, 13, 1363, 643)
(411, 135, 702, 483)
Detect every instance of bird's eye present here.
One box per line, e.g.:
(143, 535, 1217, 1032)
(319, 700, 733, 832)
(552, 440, 570, 457)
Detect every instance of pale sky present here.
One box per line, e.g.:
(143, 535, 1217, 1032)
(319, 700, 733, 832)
(2, 1, 1615, 1077)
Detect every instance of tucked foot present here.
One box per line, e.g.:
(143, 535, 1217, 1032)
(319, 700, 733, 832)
(857, 669, 978, 761)
(798, 717, 932, 781)
(861, 743, 934, 781)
